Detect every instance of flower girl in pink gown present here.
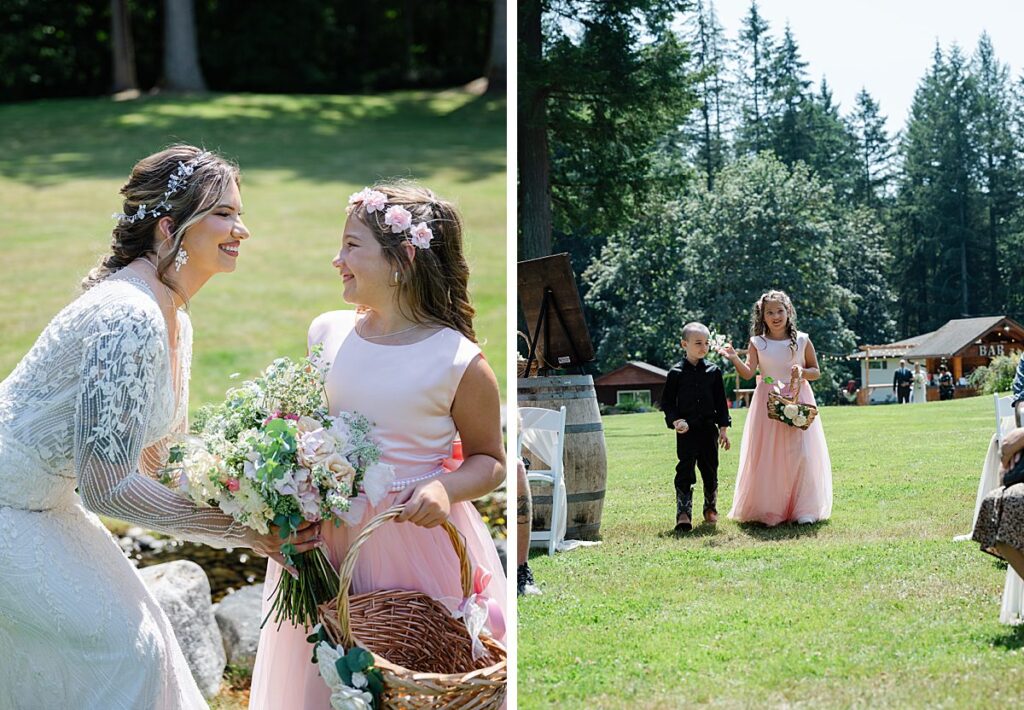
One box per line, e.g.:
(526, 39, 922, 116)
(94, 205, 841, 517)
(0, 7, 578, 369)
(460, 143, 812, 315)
(718, 290, 833, 526)
(248, 184, 507, 709)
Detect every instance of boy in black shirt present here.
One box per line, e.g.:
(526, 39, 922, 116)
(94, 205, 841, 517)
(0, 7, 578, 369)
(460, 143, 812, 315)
(661, 322, 731, 532)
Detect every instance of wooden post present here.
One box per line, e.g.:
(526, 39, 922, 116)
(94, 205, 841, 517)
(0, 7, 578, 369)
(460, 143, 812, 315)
(953, 356, 963, 382)
(863, 347, 871, 405)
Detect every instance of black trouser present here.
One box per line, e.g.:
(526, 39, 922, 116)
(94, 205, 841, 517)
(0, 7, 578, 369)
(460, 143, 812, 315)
(674, 420, 719, 516)
(896, 385, 911, 404)
(940, 386, 954, 401)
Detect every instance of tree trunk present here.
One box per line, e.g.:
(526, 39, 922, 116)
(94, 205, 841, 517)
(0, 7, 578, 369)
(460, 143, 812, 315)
(518, 0, 552, 259)
(485, 0, 507, 94)
(110, 0, 138, 94)
(163, 0, 207, 92)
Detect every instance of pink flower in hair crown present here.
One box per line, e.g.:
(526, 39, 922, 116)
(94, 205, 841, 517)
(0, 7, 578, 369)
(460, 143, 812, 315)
(408, 222, 433, 249)
(384, 205, 413, 233)
(346, 188, 388, 215)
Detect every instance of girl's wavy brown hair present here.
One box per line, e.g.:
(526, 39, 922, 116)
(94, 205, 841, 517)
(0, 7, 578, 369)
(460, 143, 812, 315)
(349, 181, 476, 342)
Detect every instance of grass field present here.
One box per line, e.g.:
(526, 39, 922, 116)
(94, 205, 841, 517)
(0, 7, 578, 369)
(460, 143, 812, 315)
(519, 397, 1024, 708)
(0, 90, 505, 709)
(0, 90, 506, 401)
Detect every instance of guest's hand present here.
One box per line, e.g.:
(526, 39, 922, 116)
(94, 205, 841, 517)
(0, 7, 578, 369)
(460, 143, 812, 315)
(395, 479, 451, 528)
(1001, 427, 1024, 472)
(718, 429, 730, 450)
(246, 520, 322, 579)
(719, 344, 737, 360)
(673, 419, 689, 434)
(791, 364, 803, 382)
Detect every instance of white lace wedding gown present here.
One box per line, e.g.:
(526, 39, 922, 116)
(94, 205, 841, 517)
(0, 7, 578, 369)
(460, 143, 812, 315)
(0, 276, 249, 709)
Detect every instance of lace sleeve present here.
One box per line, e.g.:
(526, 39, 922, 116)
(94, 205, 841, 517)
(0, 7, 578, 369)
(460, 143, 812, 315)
(73, 307, 249, 549)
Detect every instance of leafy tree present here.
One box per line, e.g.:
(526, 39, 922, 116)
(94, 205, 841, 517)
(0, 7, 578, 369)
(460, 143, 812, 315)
(518, 0, 697, 265)
(733, 0, 775, 155)
(848, 88, 895, 209)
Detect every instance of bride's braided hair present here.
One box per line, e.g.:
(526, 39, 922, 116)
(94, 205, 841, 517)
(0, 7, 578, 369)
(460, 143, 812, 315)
(349, 181, 477, 342)
(750, 289, 798, 354)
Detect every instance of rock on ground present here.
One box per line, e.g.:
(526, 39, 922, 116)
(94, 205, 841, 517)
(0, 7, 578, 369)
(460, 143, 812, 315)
(140, 560, 225, 699)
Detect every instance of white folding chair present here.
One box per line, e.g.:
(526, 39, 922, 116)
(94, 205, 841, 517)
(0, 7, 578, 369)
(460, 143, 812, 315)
(989, 394, 1024, 624)
(517, 406, 567, 556)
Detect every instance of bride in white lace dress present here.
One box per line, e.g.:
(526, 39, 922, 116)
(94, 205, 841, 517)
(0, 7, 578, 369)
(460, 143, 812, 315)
(0, 146, 319, 709)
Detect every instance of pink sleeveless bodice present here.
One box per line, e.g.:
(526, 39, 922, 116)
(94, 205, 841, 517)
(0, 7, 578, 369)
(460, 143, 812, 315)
(753, 331, 809, 385)
(308, 310, 481, 481)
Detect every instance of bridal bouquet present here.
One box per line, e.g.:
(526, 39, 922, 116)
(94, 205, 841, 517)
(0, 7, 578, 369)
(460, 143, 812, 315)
(161, 347, 395, 628)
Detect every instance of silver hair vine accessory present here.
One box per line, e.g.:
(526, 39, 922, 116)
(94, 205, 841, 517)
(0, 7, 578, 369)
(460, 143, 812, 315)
(112, 151, 212, 225)
(346, 187, 435, 249)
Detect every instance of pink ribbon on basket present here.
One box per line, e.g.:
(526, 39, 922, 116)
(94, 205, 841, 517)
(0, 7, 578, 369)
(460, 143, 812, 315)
(453, 567, 505, 659)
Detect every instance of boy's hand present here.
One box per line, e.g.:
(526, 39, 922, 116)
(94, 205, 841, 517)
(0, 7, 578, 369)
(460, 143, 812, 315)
(718, 428, 730, 450)
(719, 343, 737, 360)
(673, 419, 689, 434)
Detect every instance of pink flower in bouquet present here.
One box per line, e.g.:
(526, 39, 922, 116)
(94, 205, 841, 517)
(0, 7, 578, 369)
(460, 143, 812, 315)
(323, 453, 357, 493)
(226, 478, 240, 492)
(293, 467, 322, 521)
(297, 428, 338, 469)
(384, 205, 413, 233)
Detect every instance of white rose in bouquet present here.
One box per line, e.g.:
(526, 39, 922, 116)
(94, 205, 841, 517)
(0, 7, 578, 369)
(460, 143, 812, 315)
(328, 417, 351, 451)
(783, 403, 800, 420)
(793, 414, 807, 428)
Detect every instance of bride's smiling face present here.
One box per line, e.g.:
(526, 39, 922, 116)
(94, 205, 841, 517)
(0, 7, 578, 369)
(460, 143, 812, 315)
(332, 215, 393, 307)
(167, 181, 249, 277)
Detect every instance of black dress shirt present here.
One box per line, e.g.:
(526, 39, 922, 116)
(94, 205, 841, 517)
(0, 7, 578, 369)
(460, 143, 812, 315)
(661, 358, 732, 429)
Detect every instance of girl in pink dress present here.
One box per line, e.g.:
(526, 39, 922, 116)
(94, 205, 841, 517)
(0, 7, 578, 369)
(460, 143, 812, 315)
(248, 183, 507, 709)
(718, 290, 833, 526)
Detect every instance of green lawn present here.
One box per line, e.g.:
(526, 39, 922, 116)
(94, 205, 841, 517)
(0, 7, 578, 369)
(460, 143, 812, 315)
(0, 90, 506, 401)
(520, 397, 1024, 708)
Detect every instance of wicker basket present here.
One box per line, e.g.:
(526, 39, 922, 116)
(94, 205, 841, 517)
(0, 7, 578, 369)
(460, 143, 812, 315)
(318, 506, 507, 709)
(517, 330, 544, 377)
(766, 373, 819, 431)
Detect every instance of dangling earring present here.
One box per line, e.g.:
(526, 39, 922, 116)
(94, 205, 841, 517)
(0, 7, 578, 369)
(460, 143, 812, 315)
(391, 270, 400, 286)
(174, 247, 189, 272)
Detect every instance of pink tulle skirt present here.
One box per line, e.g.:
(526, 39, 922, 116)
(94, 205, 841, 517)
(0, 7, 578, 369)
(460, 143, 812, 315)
(248, 493, 506, 710)
(728, 380, 833, 526)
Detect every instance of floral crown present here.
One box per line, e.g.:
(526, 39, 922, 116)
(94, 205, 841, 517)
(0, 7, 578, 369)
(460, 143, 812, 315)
(346, 187, 435, 250)
(112, 151, 212, 225)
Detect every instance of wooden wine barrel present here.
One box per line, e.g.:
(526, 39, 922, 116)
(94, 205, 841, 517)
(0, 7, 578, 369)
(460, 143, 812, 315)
(518, 375, 608, 540)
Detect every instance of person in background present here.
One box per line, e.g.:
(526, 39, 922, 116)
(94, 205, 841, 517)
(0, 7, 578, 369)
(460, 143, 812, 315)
(893, 359, 913, 404)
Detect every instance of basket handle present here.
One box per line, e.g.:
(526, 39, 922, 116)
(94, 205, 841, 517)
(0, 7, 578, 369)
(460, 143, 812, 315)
(334, 505, 474, 648)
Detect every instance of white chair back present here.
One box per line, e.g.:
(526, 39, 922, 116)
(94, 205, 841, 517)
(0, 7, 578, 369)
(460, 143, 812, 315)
(995, 393, 1016, 446)
(518, 406, 568, 555)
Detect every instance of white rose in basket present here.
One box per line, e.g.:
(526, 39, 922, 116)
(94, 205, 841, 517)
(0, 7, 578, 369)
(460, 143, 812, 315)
(330, 685, 374, 710)
(793, 414, 808, 427)
(783, 403, 800, 420)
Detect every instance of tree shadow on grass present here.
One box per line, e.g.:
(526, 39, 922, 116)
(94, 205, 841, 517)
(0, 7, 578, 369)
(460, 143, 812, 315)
(0, 91, 505, 188)
(989, 624, 1024, 650)
(735, 519, 831, 541)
